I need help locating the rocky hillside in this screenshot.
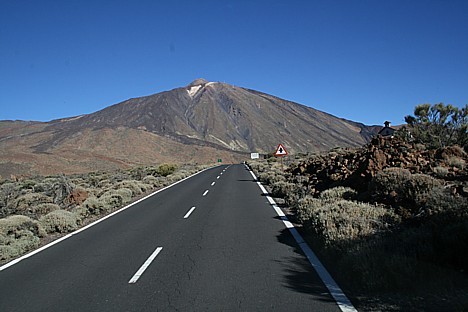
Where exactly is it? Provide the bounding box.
[291,136,468,199]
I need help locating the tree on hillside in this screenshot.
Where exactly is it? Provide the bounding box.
[404,103,467,150]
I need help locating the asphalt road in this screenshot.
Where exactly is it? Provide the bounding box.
[0,164,348,311]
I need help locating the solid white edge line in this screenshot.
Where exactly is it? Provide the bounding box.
[183,206,196,219]
[202,190,209,196]
[128,247,163,284]
[0,166,218,272]
[246,165,357,312]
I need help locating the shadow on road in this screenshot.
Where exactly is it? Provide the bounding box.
[275,227,337,305]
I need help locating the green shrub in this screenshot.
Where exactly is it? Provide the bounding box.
[258,171,285,185]
[20,179,37,190]
[156,164,178,177]
[0,215,43,261]
[71,206,89,221]
[0,231,40,261]
[82,197,104,215]
[142,175,162,187]
[319,187,357,201]
[294,195,323,225]
[115,180,150,197]
[421,187,468,218]
[113,188,133,204]
[433,166,449,178]
[369,168,442,212]
[296,197,400,247]
[0,215,44,237]
[14,193,53,213]
[270,181,296,198]
[445,156,466,170]
[39,210,78,234]
[32,203,60,217]
[99,194,123,212]
[168,172,188,183]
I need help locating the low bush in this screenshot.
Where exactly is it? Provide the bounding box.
[115,180,150,197]
[319,186,357,201]
[0,215,44,237]
[445,156,466,170]
[113,188,133,204]
[421,187,468,218]
[270,181,296,198]
[142,175,162,187]
[258,172,285,185]
[39,210,78,234]
[433,166,449,178]
[31,203,60,217]
[156,164,178,177]
[81,197,104,215]
[99,194,123,212]
[14,193,53,214]
[295,196,400,248]
[369,168,442,213]
[0,215,43,261]
[71,206,89,222]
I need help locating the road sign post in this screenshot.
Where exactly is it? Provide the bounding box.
[274,144,288,171]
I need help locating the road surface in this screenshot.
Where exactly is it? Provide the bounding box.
[0,164,353,311]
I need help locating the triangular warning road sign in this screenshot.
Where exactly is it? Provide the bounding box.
[274,144,288,156]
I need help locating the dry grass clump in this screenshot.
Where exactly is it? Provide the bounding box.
[39,210,78,234]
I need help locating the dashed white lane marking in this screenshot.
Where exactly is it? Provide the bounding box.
[246,166,357,312]
[183,206,196,219]
[202,190,209,196]
[211,182,216,186]
[216,176,220,179]
[128,247,163,284]
[0,167,214,272]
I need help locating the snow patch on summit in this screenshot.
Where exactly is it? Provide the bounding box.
[187,85,202,97]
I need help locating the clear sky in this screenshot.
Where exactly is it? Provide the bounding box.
[1,0,467,125]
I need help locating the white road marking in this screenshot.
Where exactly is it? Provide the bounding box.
[128,247,163,284]
[183,206,196,219]
[211,182,215,186]
[246,165,357,312]
[0,167,213,272]
[216,176,220,179]
[203,190,209,196]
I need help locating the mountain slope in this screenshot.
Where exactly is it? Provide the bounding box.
[40,79,373,152]
[0,79,378,176]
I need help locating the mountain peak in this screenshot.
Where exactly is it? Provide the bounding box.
[188,78,209,87]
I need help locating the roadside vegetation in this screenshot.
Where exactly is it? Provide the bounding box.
[0,163,207,264]
[249,103,467,311]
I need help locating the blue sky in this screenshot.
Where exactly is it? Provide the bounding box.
[1,0,467,125]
